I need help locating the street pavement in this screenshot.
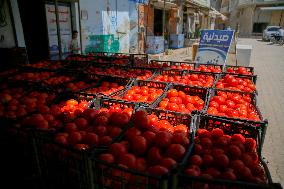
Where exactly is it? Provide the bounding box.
[237,38,284,185]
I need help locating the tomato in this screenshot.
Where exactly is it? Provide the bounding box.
[94,125,107,136]
[75,117,88,130]
[142,131,156,146]
[148,114,159,127]
[167,103,179,111]
[84,133,99,146]
[155,131,173,148]
[109,127,122,138]
[166,144,186,161]
[189,155,202,166]
[125,127,142,141]
[207,107,218,115]
[95,115,109,126]
[66,99,79,106]
[147,166,169,176]
[147,147,163,165]
[167,89,178,98]
[214,154,229,168]
[110,143,128,158]
[135,158,147,171]
[109,112,130,127]
[55,134,68,145]
[131,136,147,155]
[118,153,136,169]
[82,109,99,121]
[213,96,226,105]
[133,110,150,130]
[99,153,115,164]
[174,124,188,134]
[64,123,78,133]
[68,131,82,145]
[160,158,177,170]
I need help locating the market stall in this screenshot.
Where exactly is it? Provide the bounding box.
[0,53,282,189]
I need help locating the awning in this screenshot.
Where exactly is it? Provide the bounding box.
[259,6,284,11]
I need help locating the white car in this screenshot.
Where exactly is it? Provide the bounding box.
[262,26,281,41]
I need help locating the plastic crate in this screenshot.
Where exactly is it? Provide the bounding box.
[176,114,275,189]
[78,76,134,98]
[152,84,210,113]
[33,97,138,189]
[61,60,90,73]
[131,53,148,67]
[205,88,267,149]
[90,107,196,189]
[40,72,78,92]
[225,65,254,75]
[110,80,171,107]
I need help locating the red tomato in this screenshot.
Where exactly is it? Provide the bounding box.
[147,147,163,165]
[118,153,136,169]
[110,143,128,158]
[130,136,147,155]
[166,144,186,161]
[154,131,173,148]
[133,110,150,130]
[160,158,177,170]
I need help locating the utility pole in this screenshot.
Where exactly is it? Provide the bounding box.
[163,0,166,53]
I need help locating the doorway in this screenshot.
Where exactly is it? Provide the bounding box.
[17,0,49,63]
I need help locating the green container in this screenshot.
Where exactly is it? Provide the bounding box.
[85,34,120,53]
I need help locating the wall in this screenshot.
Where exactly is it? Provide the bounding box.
[270,10,284,27]
[80,0,132,53]
[0,0,16,48]
[144,4,154,36]
[238,6,255,36]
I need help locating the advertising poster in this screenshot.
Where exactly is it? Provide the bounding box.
[195,29,234,66]
[45,4,72,58]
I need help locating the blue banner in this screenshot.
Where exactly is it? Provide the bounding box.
[196,29,234,66]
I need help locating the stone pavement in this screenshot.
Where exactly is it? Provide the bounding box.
[155,39,284,185]
[237,38,284,185]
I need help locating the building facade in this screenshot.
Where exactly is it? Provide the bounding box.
[220,0,284,37]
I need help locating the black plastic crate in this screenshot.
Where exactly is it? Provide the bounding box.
[33,131,93,189]
[152,84,210,114]
[176,114,276,189]
[131,53,148,67]
[205,88,267,149]
[78,76,134,98]
[225,65,254,75]
[110,80,171,107]
[40,72,78,92]
[90,107,196,189]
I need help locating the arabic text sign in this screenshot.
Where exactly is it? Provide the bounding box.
[196,29,234,66]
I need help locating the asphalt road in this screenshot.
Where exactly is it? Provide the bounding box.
[237,38,284,185]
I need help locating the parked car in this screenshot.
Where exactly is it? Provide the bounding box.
[262,26,281,41]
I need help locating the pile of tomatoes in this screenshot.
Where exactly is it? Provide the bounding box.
[53,104,133,150]
[153,72,215,88]
[84,81,124,97]
[43,75,75,86]
[226,66,253,75]
[120,86,164,103]
[185,128,266,184]
[207,91,260,121]
[158,89,205,113]
[10,72,54,82]
[96,110,190,187]
[65,81,98,92]
[195,65,222,73]
[216,74,256,93]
